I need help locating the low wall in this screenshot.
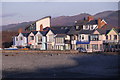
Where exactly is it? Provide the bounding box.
[1,50,119,55]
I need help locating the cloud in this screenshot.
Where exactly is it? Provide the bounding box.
[1,13,18,18]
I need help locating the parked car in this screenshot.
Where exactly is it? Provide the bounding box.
[0,48,3,50]
[76,47,87,53]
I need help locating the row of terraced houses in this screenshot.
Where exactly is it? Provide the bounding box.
[13,16,120,52]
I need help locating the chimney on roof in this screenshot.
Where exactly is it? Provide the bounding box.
[18,28,22,33]
[98,18,101,29]
[101,20,107,27]
[40,24,43,31]
[98,18,107,29]
[87,16,94,22]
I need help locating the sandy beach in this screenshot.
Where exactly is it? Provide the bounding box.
[2,52,120,79]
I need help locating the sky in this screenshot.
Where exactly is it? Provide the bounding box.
[1,2,118,25]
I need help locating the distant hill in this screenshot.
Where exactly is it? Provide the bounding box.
[103,10,119,27]
[51,13,91,26]
[2,10,119,31]
[2,21,33,31]
[94,11,114,19]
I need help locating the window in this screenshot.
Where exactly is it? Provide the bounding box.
[79,35,81,41]
[92,44,98,50]
[82,35,84,40]
[106,35,108,40]
[20,37,23,40]
[71,36,75,40]
[110,35,111,40]
[85,26,88,29]
[30,36,34,40]
[100,44,103,50]
[91,26,93,30]
[38,36,42,42]
[76,26,79,29]
[87,44,90,49]
[38,43,42,45]
[91,35,99,41]
[49,34,54,42]
[114,35,117,40]
[16,37,18,41]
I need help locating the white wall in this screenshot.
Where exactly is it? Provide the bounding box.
[46,30,55,42]
[28,32,35,45]
[35,32,42,44]
[36,17,51,31]
[14,33,27,47]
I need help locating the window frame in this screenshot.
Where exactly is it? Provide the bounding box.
[30,36,34,40]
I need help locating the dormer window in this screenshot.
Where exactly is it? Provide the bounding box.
[65,27,68,29]
[91,25,94,30]
[76,26,79,30]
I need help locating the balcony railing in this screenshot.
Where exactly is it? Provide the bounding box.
[103,40,118,43]
[64,40,71,44]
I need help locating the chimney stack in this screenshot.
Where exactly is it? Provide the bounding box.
[18,28,22,33]
[40,24,43,31]
[87,16,94,22]
[98,18,101,29]
[98,18,107,29]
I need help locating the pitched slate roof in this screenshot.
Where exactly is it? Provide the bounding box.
[51,26,72,30]
[21,33,29,37]
[32,31,38,35]
[114,28,120,33]
[50,26,72,34]
[67,26,81,35]
[30,30,49,36]
[86,20,98,25]
[79,29,94,34]
[75,20,88,26]
[40,30,49,36]
[55,34,66,37]
[75,19,98,25]
[96,29,107,34]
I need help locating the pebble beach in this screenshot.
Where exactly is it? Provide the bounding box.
[2,52,120,79]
